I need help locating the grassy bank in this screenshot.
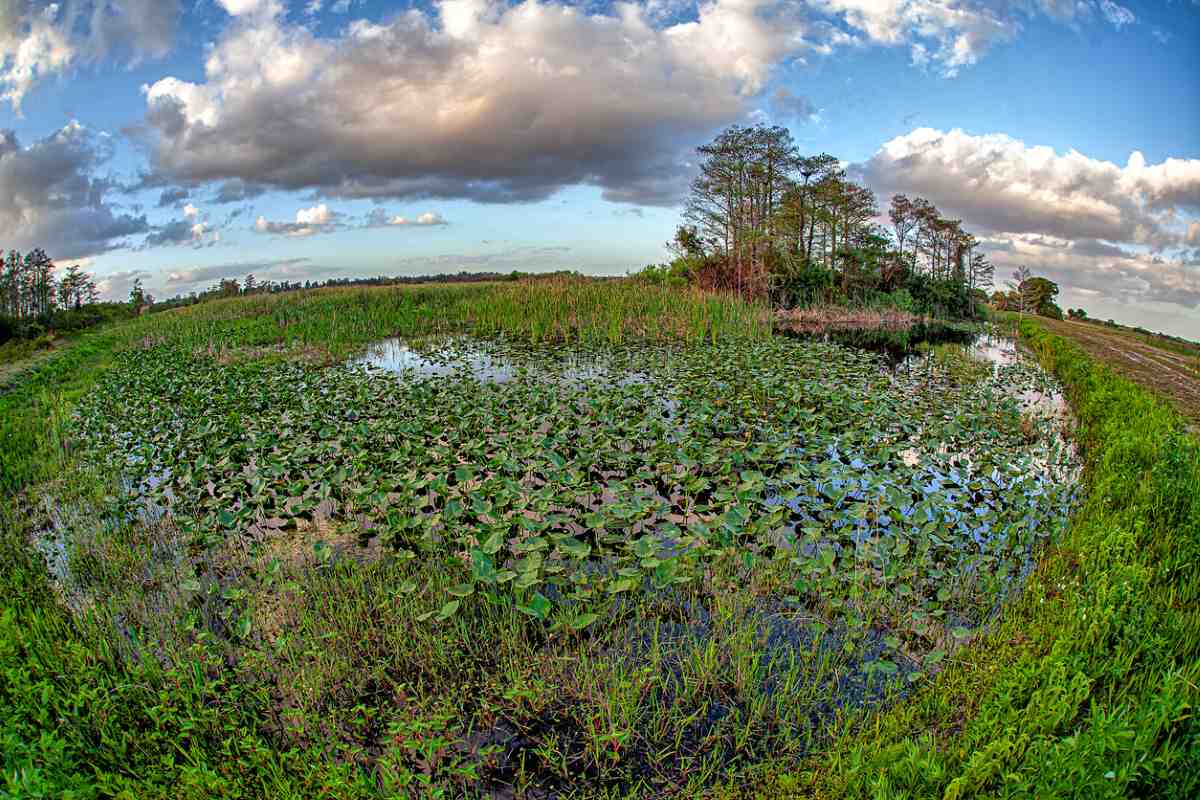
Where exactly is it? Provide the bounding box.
[783,317,1199,798]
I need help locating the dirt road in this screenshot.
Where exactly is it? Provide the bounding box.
[1037,317,1200,426]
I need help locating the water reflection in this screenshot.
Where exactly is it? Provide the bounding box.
[353,336,654,388]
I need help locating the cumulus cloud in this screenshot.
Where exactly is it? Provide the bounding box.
[0,1,180,110]
[366,209,448,228]
[0,121,148,259]
[254,203,341,237]
[214,0,279,17]
[136,1,837,207]
[143,202,218,248]
[129,1,1131,207]
[855,127,1200,307]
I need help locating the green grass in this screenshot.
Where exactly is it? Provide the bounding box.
[767,317,1200,798]
[2,288,1193,798]
[131,277,769,360]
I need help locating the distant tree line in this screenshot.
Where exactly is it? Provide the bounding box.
[0,249,127,346]
[150,270,573,311]
[0,249,99,319]
[641,123,996,318]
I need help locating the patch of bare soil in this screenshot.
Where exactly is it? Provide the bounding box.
[1039,318,1200,427]
[776,306,924,334]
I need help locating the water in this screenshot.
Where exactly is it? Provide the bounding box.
[354,337,653,388]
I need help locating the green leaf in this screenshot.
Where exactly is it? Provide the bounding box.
[558,537,591,559]
[448,583,475,598]
[436,600,461,621]
[514,571,540,590]
[481,530,505,555]
[570,613,599,631]
[608,577,636,594]
[517,592,551,620]
[470,549,498,583]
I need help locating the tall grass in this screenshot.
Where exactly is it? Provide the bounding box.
[465,278,770,344]
[773,317,1200,798]
[135,278,769,359]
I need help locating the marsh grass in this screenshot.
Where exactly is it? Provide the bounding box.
[0,285,1139,799]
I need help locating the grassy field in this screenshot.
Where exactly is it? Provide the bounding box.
[1,281,1194,798]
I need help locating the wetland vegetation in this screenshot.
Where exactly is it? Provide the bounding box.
[8,277,1192,798]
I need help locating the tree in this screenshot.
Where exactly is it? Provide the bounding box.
[130,278,147,310]
[670,122,991,318]
[57,263,96,310]
[683,123,800,298]
[1021,276,1061,318]
[1006,266,1035,316]
[968,251,994,315]
[888,194,918,265]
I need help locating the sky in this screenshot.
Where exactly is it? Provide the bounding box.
[0,1,1198,337]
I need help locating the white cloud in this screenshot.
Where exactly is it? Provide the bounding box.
[1,1,180,111]
[215,0,279,17]
[136,1,839,206]
[368,209,449,227]
[130,1,1156,211]
[1098,0,1135,29]
[295,203,333,226]
[0,121,148,259]
[254,203,341,236]
[855,127,1200,308]
[806,0,1024,76]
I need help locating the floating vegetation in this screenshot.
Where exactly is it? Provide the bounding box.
[12,316,1080,795]
[68,333,1078,678]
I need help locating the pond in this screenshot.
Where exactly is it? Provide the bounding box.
[38,326,1081,786]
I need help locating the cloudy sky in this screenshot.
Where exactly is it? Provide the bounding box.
[1,1,1197,336]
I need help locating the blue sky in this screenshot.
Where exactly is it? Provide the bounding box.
[1,1,1198,336]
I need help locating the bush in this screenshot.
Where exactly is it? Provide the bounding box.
[771,258,836,309]
[630,260,693,288]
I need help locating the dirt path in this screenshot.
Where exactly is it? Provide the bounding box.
[1037,318,1200,426]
